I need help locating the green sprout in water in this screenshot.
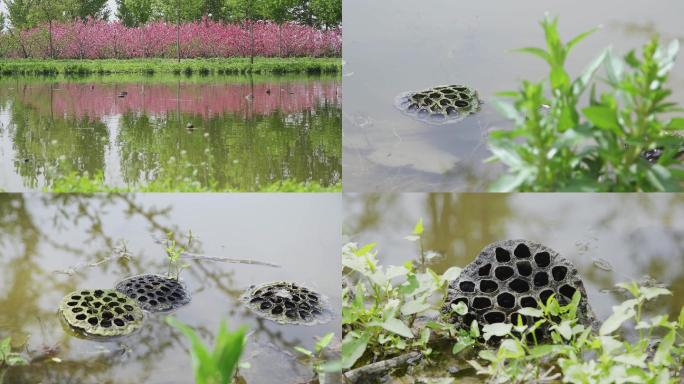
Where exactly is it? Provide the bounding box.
[166,317,247,384]
[0,337,27,384]
[294,332,342,384]
[164,230,192,281]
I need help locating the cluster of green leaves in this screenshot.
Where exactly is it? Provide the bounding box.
[0,337,27,384]
[117,0,340,27]
[343,221,684,384]
[489,15,684,192]
[166,317,247,384]
[163,230,192,280]
[341,219,462,370]
[2,0,109,29]
[469,283,684,384]
[294,332,341,384]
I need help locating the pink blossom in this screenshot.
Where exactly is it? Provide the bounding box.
[2,18,341,59]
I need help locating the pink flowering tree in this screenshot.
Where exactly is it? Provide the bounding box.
[0,18,341,59]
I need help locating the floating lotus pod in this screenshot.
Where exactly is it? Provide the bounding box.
[59,289,144,337]
[115,274,191,312]
[443,240,597,338]
[241,281,332,325]
[394,84,481,124]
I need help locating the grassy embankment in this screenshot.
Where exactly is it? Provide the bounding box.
[0,57,341,76]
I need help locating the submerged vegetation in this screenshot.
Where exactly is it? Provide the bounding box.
[488,16,683,192]
[342,219,684,383]
[47,170,341,192]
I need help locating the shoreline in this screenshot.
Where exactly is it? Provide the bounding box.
[0,57,342,76]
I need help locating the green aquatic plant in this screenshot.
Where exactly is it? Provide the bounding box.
[342,220,684,383]
[341,223,462,369]
[488,15,684,192]
[468,283,684,384]
[164,231,191,281]
[294,332,342,384]
[166,317,247,384]
[0,337,27,384]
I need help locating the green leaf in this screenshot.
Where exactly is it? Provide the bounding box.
[315,333,335,353]
[646,165,680,192]
[488,170,533,192]
[398,274,419,295]
[499,339,525,359]
[370,318,414,339]
[599,304,636,335]
[583,106,621,134]
[450,301,468,316]
[167,317,219,384]
[0,337,10,356]
[567,27,599,52]
[469,319,480,338]
[640,287,672,300]
[492,100,523,125]
[679,306,684,327]
[441,267,462,283]
[528,344,564,358]
[294,346,313,357]
[354,243,376,257]
[212,322,246,384]
[482,323,512,341]
[341,332,369,369]
[653,330,675,366]
[666,117,684,130]
[573,49,607,96]
[552,320,573,340]
[517,307,543,318]
[613,353,647,368]
[512,47,551,63]
[412,218,424,235]
[452,338,474,355]
[402,300,431,316]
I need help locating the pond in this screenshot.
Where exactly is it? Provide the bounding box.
[0,193,341,384]
[342,0,684,192]
[0,74,341,191]
[344,193,684,382]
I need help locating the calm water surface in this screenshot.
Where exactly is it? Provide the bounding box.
[0,194,341,384]
[0,75,341,191]
[344,193,684,381]
[343,0,684,192]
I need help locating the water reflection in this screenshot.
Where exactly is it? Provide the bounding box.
[0,75,341,191]
[344,193,684,320]
[0,194,341,384]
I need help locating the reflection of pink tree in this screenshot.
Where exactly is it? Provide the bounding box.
[7,19,342,59]
[15,80,341,120]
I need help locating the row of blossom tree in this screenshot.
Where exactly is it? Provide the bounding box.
[0,18,341,58]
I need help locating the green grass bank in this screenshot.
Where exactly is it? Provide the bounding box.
[0,57,342,76]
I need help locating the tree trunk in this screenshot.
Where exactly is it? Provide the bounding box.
[49,19,54,59]
[248,1,254,64]
[176,0,181,63]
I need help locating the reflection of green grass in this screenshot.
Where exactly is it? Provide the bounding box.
[0,57,341,76]
[47,171,341,192]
